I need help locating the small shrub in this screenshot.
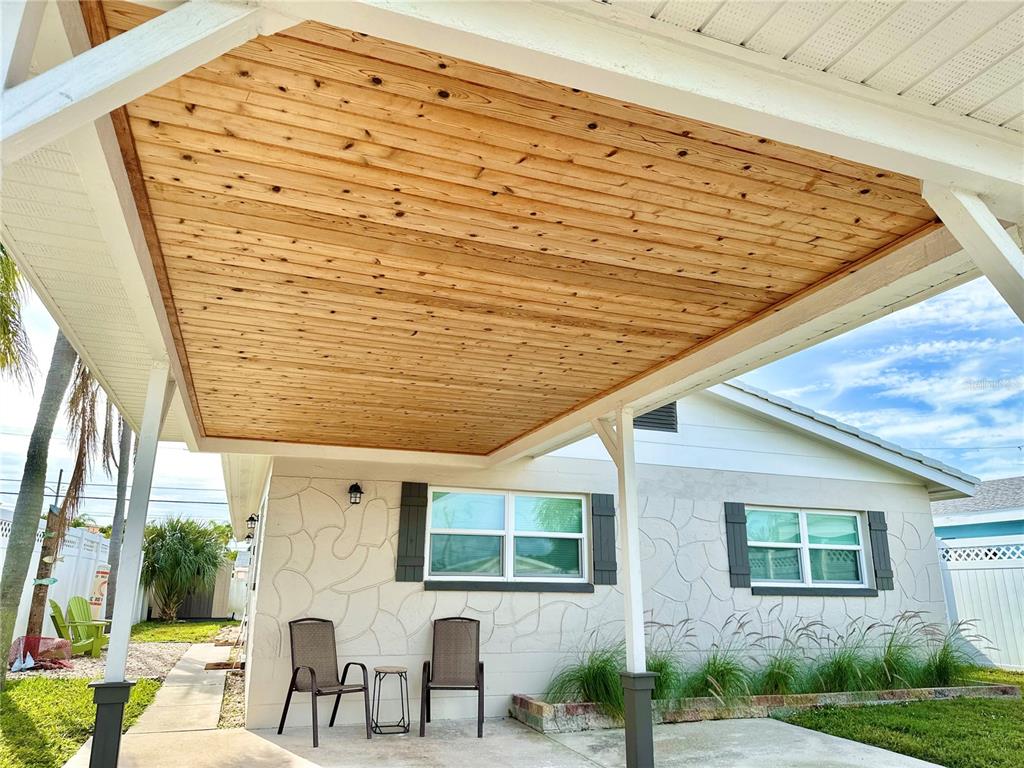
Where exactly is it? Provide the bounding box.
[647,650,684,700]
[867,612,927,690]
[547,637,625,718]
[752,617,820,696]
[645,617,694,700]
[683,614,758,702]
[919,620,985,688]
[808,621,872,693]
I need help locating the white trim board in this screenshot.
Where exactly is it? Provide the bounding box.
[708,382,978,500]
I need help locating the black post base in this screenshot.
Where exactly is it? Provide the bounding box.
[89,680,135,768]
[621,671,658,768]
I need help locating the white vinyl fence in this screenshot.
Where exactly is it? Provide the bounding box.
[939,536,1024,670]
[0,509,110,639]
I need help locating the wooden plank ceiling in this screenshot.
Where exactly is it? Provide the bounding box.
[91,1,939,455]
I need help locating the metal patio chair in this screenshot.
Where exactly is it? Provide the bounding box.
[419,616,484,737]
[277,617,371,747]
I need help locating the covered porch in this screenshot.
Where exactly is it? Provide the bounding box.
[1,1,1022,767]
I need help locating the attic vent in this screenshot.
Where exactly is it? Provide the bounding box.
[633,403,677,433]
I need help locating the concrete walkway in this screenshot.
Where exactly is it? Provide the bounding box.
[64,643,231,767]
[68,716,942,768]
[130,643,231,733]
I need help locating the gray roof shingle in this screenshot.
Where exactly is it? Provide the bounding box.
[931,476,1024,515]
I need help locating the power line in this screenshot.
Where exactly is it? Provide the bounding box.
[0,478,226,493]
[0,490,228,505]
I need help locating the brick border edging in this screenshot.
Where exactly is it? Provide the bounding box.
[509,683,1021,734]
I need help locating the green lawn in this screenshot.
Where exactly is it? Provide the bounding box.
[0,677,160,768]
[130,619,238,643]
[782,668,1024,768]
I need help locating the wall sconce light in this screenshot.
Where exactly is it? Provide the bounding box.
[246,514,259,532]
[244,532,254,542]
[348,483,364,505]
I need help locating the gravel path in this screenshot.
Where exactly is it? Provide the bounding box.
[8,641,189,681]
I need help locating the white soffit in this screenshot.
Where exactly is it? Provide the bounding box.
[0,141,190,443]
[611,0,1024,134]
[0,3,190,442]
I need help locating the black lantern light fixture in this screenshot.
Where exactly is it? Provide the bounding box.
[244,532,254,542]
[348,483,364,505]
[246,513,259,532]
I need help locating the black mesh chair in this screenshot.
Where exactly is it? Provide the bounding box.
[419,616,484,737]
[278,617,371,747]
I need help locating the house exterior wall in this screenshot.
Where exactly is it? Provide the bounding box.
[245,444,945,728]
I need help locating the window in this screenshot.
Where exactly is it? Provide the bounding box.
[746,507,867,588]
[427,489,588,582]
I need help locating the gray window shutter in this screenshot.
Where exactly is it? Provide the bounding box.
[591,494,617,585]
[396,482,428,582]
[724,502,751,588]
[633,403,677,433]
[867,511,895,591]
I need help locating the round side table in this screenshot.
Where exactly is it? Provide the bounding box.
[371,666,410,735]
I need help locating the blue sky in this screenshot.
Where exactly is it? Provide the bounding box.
[743,277,1023,480]
[0,289,229,527]
[1,276,1020,526]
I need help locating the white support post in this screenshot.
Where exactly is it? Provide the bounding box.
[1,0,290,165]
[923,184,1024,322]
[2,0,46,89]
[104,363,175,682]
[614,406,646,675]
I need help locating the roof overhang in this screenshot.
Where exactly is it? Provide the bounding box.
[2,0,1018,469]
[709,382,980,500]
[934,508,1024,528]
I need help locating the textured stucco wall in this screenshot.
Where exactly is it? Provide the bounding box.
[245,457,945,729]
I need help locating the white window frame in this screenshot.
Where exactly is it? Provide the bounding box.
[425,487,589,584]
[746,507,869,590]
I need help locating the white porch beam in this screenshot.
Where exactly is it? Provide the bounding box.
[1,0,291,164]
[591,418,621,468]
[922,185,1024,322]
[2,0,46,89]
[490,226,976,464]
[277,0,1023,221]
[104,363,175,682]
[199,435,492,468]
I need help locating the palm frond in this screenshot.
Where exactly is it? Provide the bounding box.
[57,360,100,544]
[0,241,35,385]
[101,400,115,477]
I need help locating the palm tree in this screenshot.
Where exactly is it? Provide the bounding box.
[141,519,225,622]
[25,360,102,636]
[0,330,76,689]
[105,416,133,621]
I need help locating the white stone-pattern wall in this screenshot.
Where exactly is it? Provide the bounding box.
[245,458,945,728]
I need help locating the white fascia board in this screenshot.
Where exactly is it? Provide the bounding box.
[275,0,1024,220]
[222,453,273,539]
[0,0,289,164]
[489,226,977,464]
[934,509,1024,528]
[708,385,978,500]
[200,436,491,469]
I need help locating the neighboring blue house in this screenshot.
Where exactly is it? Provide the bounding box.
[932,476,1024,542]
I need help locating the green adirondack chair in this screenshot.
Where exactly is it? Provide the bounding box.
[65,596,108,657]
[49,599,100,656]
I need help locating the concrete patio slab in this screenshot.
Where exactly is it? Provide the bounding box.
[551,718,941,768]
[65,716,943,768]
